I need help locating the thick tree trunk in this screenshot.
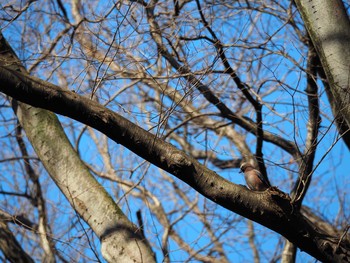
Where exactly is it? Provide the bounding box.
[295,0,350,127]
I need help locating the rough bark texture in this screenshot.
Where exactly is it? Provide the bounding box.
[295,0,350,127]
[0,64,349,262]
[0,33,155,263]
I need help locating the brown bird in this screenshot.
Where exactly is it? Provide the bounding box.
[239,162,271,191]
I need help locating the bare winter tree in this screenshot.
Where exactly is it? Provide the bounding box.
[0,0,349,262]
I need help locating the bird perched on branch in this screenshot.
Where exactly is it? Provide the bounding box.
[239,162,271,191]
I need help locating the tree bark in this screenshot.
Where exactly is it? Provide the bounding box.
[294,0,350,128]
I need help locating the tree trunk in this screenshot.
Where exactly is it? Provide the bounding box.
[295,0,350,127]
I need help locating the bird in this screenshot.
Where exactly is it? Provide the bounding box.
[239,162,271,191]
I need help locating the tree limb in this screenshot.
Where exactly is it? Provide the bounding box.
[0,64,347,262]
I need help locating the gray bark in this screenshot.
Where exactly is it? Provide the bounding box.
[13,103,155,263]
[295,0,350,127]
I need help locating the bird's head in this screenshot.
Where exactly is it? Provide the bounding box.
[239,162,254,173]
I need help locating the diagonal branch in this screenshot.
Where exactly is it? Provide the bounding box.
[0,32,156,263]
[0,64,347,262]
